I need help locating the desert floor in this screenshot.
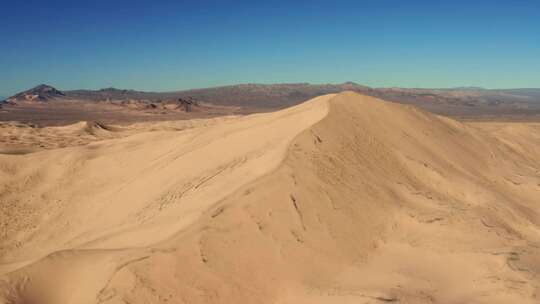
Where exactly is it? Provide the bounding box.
[1,92,539,304]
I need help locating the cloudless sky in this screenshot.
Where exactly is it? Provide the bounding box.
[1,0,539,96]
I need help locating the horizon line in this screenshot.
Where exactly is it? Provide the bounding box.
[4,81,540,97]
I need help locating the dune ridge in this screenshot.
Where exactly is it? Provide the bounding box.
[1,92,540,303]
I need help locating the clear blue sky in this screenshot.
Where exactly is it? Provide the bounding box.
[1,0,539,97]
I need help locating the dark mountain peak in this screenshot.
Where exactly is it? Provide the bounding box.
[339,81,371,90]
[34,84,53,89]
[28,84,65,95]
[100,87,129,93]
[8,84,65,102]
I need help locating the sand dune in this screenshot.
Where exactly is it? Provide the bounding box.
[1,92,539,303]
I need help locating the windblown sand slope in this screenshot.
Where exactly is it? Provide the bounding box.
[1,92,539,304]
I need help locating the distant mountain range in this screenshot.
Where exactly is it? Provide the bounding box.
[4,82,373,108]
[6,82,540,104]
[3,83,540,123]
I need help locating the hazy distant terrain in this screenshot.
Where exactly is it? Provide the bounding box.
[2,83,540,126]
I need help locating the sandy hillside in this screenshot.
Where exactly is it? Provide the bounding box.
[1,92,539,304]
[0,116,242,153]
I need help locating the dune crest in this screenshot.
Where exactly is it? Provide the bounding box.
[1,92,540,304]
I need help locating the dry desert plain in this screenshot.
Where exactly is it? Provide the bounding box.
[0,92,539,303]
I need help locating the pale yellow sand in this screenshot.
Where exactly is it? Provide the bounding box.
[1,92,539,304]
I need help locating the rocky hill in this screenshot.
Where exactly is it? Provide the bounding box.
[6,84,65,102]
